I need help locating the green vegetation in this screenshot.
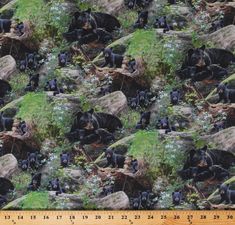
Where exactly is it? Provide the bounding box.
[14,0,70,43]
[9,72,28,98]
[16,92,73,140]
[20,192,49,209]
[118,10,137,30]
[126,30,183,83]
[129,130,184,182]
[12,172,32,194]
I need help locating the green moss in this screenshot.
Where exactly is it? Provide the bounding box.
[129,130,158,157]
[16,92,73,140]
[118,10,137,30]
[9,72,28,98]
[12,172,31,194]
[20,192,49,210]
[14,0,70,43]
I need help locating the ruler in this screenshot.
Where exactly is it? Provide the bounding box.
[0,210,235,225]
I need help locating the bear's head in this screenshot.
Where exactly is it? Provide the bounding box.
[187,45,208,67]
[79,109,96,130]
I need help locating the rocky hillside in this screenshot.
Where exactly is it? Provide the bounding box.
[0,0,235,210]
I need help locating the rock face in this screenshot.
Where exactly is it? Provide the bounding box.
[96,91,128,115]
[92,191,130,209]
[48,192,84,209]
[0,55,17,81]
[92,0,124,16]
[205,25,235,51]
[202,127,235,153]
[0,154,18,178]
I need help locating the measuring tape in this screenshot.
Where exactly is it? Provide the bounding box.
[0,210,235,225]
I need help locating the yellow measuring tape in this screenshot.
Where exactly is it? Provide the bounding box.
[0,210,235,225]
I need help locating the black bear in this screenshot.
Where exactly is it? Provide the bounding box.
[209,18,224,33]
[137,90,149,107]
[154,16,172,33]
[19,60,27,72]
[168,0,176,4]
[100,185,114,197]
[136,111,151,129]
[0,112,13,131]
[0,19,11,33]
[25,73,40,92]
[63,28,113,45]
[104,149,125,168]
[58,52,68,67]
[209,165,229,181]
[131,197,141,209]
[26,53,38,70]
[218,184,235,204]
[27,173,42,191]
[44,79,64,96]
[212,120,226,133]
[131,159,139,173]
[181,45,235,69]
[0,178,14,206]
[125,0,152,9]
[47,178,64,195]
[73,109,123,133]
[18,120,27,135]
[27,152,40,170]
[0,99,4,108]
[139,191,155,209]
[170,89,180,105]
[216,83,235,103]
[207,64,228,79]
[190,64,228,82]
[20,159,29,171]
[0,80,12,98]
[133,11,148,29]
[176,66,197,80]
[183,146,235,170]
[102,48,124,68]
[99,85,112,96]
[60,152,70,167]
[156,117,176,134]
[172,191,182,205]
[68,9,120,33]
[129,97,139,109]
[15,21,24,36]
[127,58,137,73]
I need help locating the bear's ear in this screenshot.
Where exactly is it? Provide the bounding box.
[200,45,206,51]
[73,11,80,19]
[170,91,173,94]
[88,108,94,114]
[56,178,59,182]
[163,16,166,19]
[54,79,57,82]
[172,192,175,196]
[158,119,161,122]
[166,116,169,120]
[86,8,92,14]
[187,49,194,56]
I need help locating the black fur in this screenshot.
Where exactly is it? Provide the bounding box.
[216,83,235,103]
[102,48,123,68]
[69,9,120,33]
[133,11,148,29]
[136,111,151,129]
[27,173,42,191]
[0,112,13,131]
[104,149,125,168]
